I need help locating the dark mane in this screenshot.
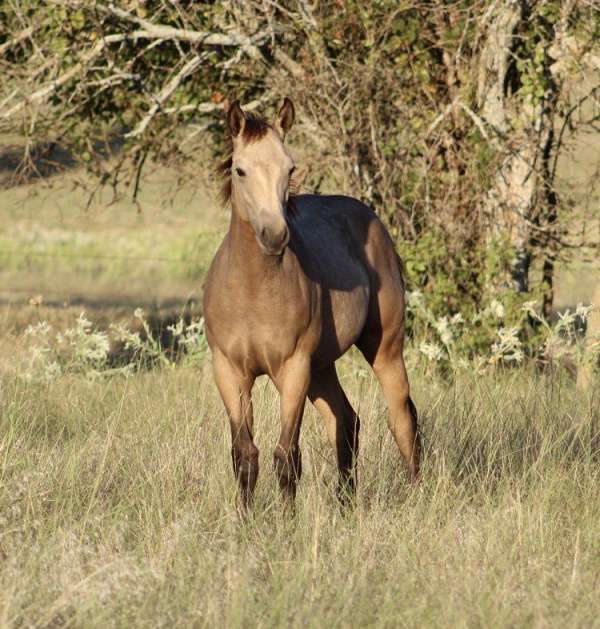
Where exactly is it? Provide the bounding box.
[217,113,271,206]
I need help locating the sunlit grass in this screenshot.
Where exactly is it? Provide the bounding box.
[0,166,226,304]
[0,156,598,627]
[1,359,598,627]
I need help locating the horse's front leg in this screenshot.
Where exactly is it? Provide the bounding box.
[273,353,311,502]
[212,350,258,509]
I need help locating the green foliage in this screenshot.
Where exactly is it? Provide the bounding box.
[396,207,600,370]
[1,0,599,327]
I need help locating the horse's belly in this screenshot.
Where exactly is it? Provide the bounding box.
[314,284,369,366]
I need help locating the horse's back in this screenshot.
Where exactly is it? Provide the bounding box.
[292,193,376,237]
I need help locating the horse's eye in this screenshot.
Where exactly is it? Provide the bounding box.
[235,167,246,177]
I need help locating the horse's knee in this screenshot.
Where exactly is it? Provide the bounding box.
[232,442,259,488]
[273,444,302,492]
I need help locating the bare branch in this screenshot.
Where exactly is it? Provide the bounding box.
[457,101,490,140]
[273,49,305,78]
[98,4,268,51]
[126,54,207,138]
[1,33,129,120]
[1,14,268,122]
[162,97,267,116]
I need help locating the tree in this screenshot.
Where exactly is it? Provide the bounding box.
[1,1,599,331]
[477,1,600,314]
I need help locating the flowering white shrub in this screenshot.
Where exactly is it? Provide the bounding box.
[22,310,208,382]
[20,298,598,381]
[24,320,70,382]
[58,313,111,371]
[488,299,505,321]
[406,293,598,374]
[489,327,524,365]
[419,341,444,363]
[167,317,208,366]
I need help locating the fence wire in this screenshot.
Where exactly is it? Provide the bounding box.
[0,248,178,263]
[0,248,198,307]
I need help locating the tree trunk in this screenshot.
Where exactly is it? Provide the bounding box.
[577,283,600,390]
[477,1,557,297]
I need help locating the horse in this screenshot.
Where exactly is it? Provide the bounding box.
[203,98,420,507]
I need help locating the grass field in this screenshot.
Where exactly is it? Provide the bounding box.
[0,165,225,308]
[1,144,599,627]
[1,359,599,627]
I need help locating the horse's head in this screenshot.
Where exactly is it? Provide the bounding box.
[226,98,295,256]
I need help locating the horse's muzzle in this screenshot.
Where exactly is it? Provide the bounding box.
[257,224,289,256]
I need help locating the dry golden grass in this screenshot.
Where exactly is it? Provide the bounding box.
[1,348,599,627]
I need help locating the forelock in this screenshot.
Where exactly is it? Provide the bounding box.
[241,113,271,143]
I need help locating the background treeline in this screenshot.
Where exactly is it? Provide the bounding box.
[1,0,599,355]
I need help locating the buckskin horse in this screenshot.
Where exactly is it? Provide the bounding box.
[203,98,420,507]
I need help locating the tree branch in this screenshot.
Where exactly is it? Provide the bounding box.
[126,54,207,138]
[98,4,268,51]
[1,33,128,120]
[1,12,270,123]
[162,97,266,116]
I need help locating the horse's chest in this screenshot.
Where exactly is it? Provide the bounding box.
[205,284,314,374]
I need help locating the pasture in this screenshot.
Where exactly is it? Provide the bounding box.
[1,358,599,627]
[2,2,600,624]
[1,166,599,628]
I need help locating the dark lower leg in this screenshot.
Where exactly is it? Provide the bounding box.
[391,396,420,482]
[231,436,259,508]
[336,402,360,499]
[308,366,360,500]
[273,443,302,499]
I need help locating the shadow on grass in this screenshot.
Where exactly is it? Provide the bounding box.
[0,135,124,188]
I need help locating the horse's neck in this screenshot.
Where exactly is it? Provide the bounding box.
[227,206,283,279]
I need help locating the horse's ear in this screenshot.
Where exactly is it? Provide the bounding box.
[227,100,245,138]
[274,97,295,139]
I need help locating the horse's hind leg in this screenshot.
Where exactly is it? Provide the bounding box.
[375,355,420,481]
[212,350,258,509]
[357,337,420,482]
[308,365,360,499]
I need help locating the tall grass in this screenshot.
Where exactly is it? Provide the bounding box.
[1,359,598,628]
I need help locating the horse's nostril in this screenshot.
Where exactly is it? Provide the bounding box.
[257,222,288,254]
